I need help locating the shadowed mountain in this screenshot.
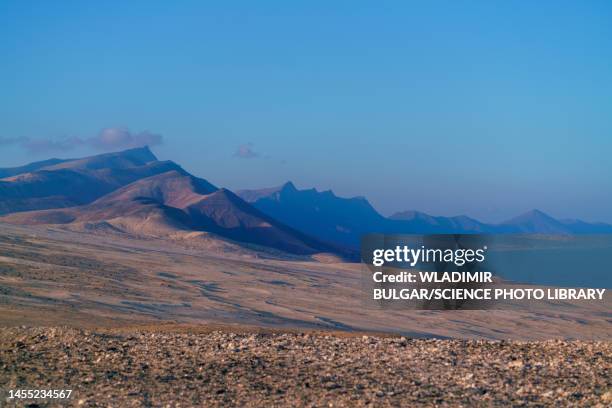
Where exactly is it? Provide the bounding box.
[239,183,612,248]
[2,171,342,256]
[238,182,388,248]
[0,147,181,215]
[388,211,489,233]
[390,209,612,235]
[498,209,612,234]
[559,219,612,234]
[238,183,495,248]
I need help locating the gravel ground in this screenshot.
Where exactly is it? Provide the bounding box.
[0,327,611,407]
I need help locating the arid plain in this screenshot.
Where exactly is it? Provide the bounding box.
[1,222,610,340]
[2,222,612,407]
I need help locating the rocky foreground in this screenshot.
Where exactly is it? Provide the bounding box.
[0,327,611,407]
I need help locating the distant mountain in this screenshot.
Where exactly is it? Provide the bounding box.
[239,181,612,248]
[0,147,180,215]
[238,183,495,247]
[41,146,157,171]
[559,218,612,234]
[237,182,388,248]
[1,149,610,255]
[0,158,70,178]
[390,208,612,235]
[498,209,612,234]
[389,211,489,233]
[499,209,571,234]
[1,166,341,255]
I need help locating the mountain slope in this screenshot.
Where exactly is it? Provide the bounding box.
[499,209,571,234]
[0,147,182,215]
[2,171,341,255]
[239,181,612,248]
[238,182,388,248]
[388,211,489,233]
[0,158,70,178]
[1,149,610,255]
[559,219,612,234]
[238,183,494,248]
[40,146,157,171]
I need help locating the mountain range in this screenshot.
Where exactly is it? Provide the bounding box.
[0,147,339,255]
[1,147,611,255]
[238,185,612,248]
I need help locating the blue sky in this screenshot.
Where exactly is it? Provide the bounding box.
[1,1,611,222]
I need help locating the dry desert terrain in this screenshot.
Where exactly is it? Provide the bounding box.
[1,223,611,407]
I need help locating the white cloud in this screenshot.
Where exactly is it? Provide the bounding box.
[234,143,260,159]
[0,127,163,154]
[90,127,163,150]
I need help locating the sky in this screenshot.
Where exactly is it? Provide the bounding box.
[1,1,611,223]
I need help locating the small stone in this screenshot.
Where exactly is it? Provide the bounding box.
[507,360,523,369]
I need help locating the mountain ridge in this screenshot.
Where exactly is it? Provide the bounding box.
[237,181,387,248]
[239,183,612,248]
[0,164,344,256]
[1,148,611,255]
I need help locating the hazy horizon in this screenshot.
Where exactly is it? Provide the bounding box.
[1,1,611,223]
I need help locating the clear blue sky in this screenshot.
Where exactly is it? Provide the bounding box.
[1,1,611,223]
